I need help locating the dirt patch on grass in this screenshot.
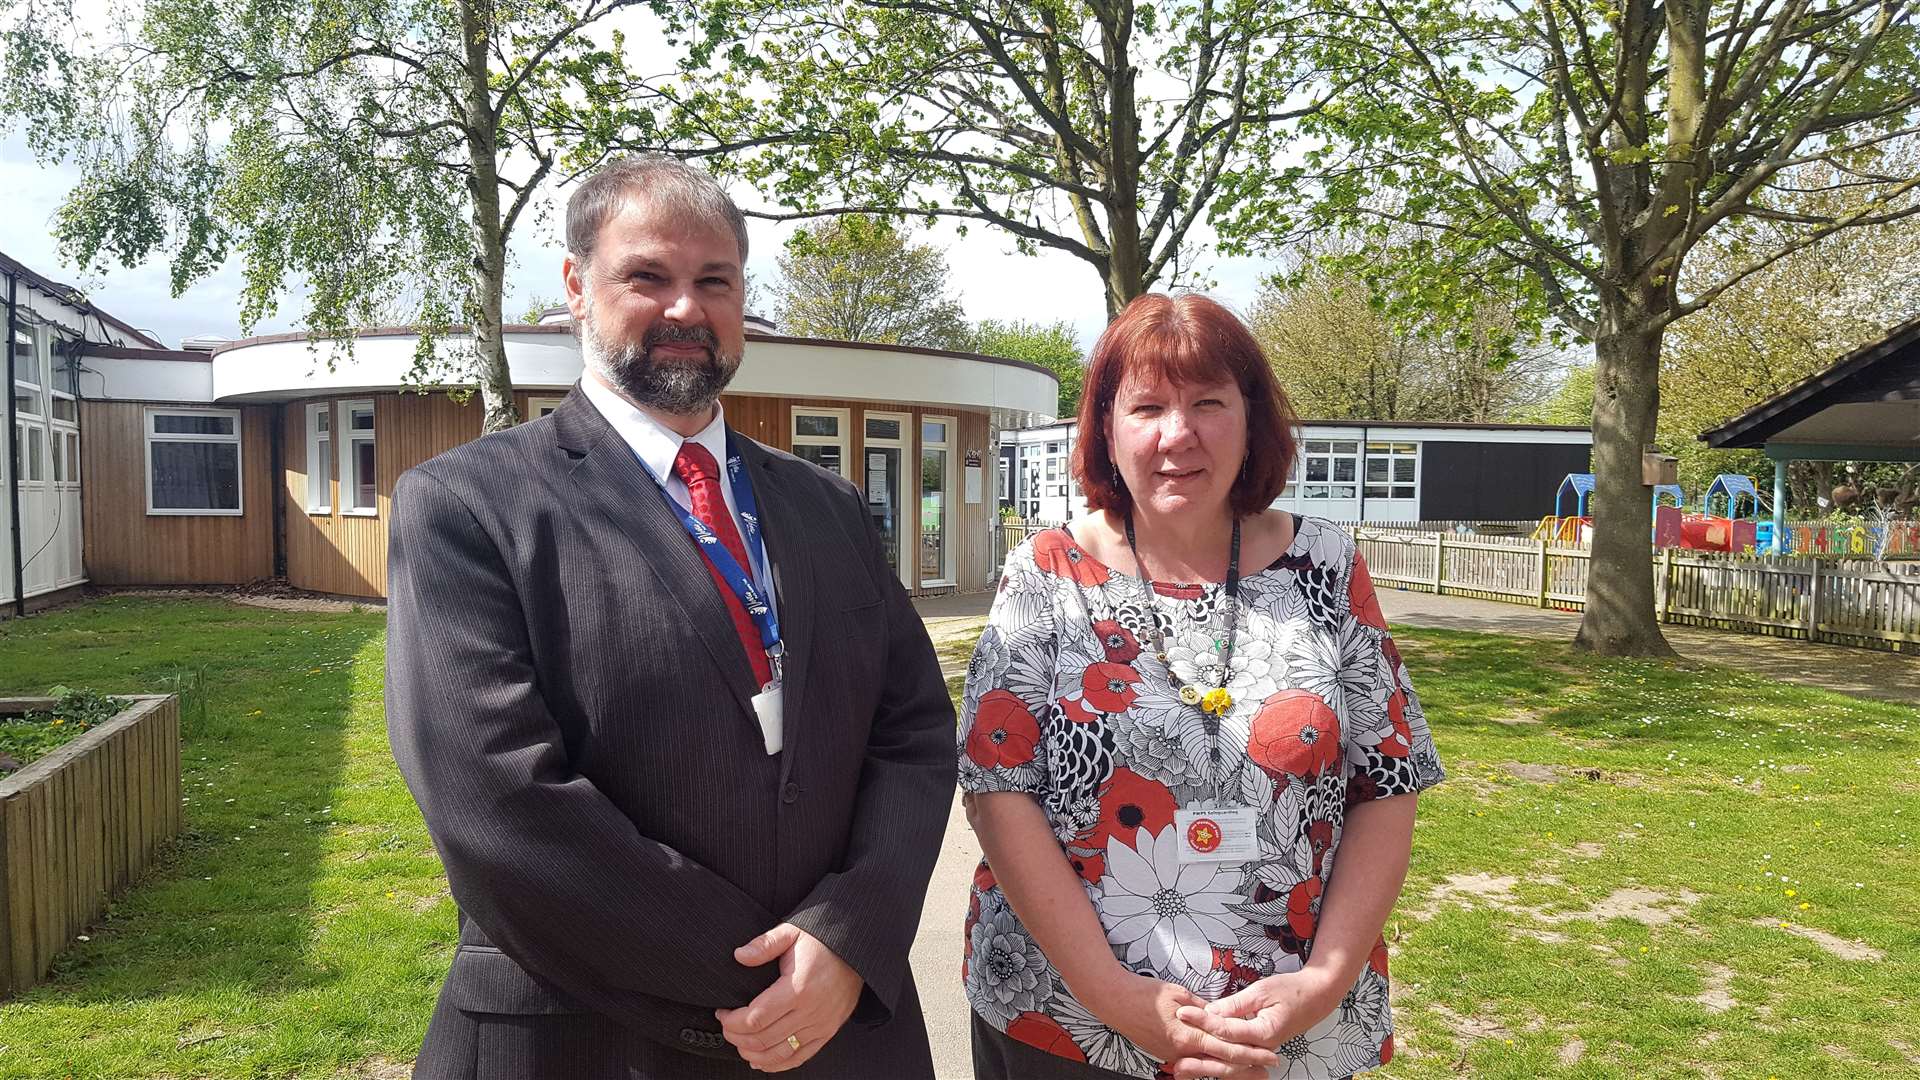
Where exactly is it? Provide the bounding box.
[1425,872,1523,908]
[1426,1003,1511,1042]
[1755,919,1886,961]
[1491,712,1544,726]
[1569,841,1605,858]
[1503,762,1560,783]
[1558,1038,1586,1065]
[1567,887,1700,927]
[1419,873,1699,934]
[1695,963,1737,1013]
[346,1059,413,1079]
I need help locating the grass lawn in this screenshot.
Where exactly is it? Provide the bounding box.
[0,597,1912,1078]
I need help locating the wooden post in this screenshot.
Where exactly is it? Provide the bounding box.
[1658,547,1673,623]
[1537,539,1550,608]
[1432,532,1445,593]
[1807,559,1821,637]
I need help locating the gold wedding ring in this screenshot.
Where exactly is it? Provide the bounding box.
[786,1034,802,1052]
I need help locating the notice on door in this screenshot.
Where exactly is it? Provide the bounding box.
[964,449,983,504]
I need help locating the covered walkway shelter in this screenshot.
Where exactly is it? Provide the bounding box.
[1700,316,1920,551]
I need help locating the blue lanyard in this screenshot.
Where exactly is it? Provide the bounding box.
[653,431,784,679]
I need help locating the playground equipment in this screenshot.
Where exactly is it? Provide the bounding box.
[1693,474,1761,552]
[1533,473,1595,542]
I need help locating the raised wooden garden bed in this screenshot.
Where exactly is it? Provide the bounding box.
[0,694,180,996]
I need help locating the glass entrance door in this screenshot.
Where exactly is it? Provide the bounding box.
[863,411,912,586]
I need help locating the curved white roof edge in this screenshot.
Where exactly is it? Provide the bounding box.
[206,328,1059,418]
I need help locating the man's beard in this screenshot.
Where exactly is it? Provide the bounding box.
[579,303,743,416]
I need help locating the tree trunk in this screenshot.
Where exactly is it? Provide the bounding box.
[1574,309,1677,656]
[461,0,518,434]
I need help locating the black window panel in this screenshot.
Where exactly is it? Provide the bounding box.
[152,442,240,509]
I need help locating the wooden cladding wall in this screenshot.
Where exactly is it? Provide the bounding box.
[281,391,997,598]
[79,401,275,585]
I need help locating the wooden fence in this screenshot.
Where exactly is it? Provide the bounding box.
[0,694,181,996]
[1354,529,1920,651]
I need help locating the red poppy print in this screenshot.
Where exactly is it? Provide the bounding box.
[1379,690,1413,758]
[1368,935,1390,979]
[1091,618,1142,664]
[1286,876,1322,940]
[1349,555,1388,630]
[1008,1012,1087,1062]
[965,690,1040,769]
[1248,689,1342,779]
[1056,691,1102,726]
[1380,1033,1395,1064]
[1032,530,1110,587]
[1306,818,1335,876]
[973,861,998,894]
[1080,662,1142,713]
[1091,768,1176,848]
[1073,768,1176,885]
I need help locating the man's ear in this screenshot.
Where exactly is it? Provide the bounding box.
[563,255,590,323]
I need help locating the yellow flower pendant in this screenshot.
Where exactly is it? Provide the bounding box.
[1200,688,1234,715]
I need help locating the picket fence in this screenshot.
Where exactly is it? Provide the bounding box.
[1353,529,1920,651]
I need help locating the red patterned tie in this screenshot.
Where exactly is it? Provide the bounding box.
[672,442,774,687]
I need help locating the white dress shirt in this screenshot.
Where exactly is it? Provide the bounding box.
[578,375,779,613]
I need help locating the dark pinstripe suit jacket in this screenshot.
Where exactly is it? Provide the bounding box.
[385,388,956,1079]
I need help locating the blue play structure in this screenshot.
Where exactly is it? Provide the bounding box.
[1653,484,1685,508]
[1703,474,1761,519]
[1554,473,1595,518]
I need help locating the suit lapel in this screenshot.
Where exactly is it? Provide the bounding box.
[737,439,817,778]
[553,389,760,716]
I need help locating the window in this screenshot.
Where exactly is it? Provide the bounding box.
[865,415,902,441]
[306,403,333,513]
[1295,439,1359,500]
[12,328,42,420]
[14,422,45,484]
[337,400,377,514]
[920,415,955,585]
[61,430,79,487]
[1364,441,1419,501]
[791,407,852,478]
[146,408,242,514]
[527,396,564,421]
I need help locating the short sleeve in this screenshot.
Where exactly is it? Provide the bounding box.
[956,538,1059,798]
[1342,551,1446,805]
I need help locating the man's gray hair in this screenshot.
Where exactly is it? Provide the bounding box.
[565,154,749,266]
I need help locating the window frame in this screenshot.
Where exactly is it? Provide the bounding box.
[1294,438,1361,501]
[790,406,853,480]
[526,395,565,421]
[1364,441,1421,502]
[306,402,333,514]
[144,406,243,516]
[337,398,379,516]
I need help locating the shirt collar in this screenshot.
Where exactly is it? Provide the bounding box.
[579,374,729,484]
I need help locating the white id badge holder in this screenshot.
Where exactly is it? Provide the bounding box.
[751,683,784,755]
[1173,806,1260,864]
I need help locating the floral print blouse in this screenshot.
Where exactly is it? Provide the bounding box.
[958,517,1445,1079]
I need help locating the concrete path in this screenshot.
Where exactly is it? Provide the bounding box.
[1373,585,1920,706]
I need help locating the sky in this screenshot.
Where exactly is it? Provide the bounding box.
[0,127,1278,353]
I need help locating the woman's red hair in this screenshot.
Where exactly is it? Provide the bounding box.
[1073,293,1298,519]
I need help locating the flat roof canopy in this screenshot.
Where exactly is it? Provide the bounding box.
[1699,317,1920,462]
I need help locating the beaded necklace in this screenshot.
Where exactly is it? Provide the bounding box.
[1124,515,1242,718]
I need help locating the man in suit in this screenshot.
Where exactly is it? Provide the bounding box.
[386,153,956,1079]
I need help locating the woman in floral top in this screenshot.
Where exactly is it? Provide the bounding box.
[959,294,1444,1080]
